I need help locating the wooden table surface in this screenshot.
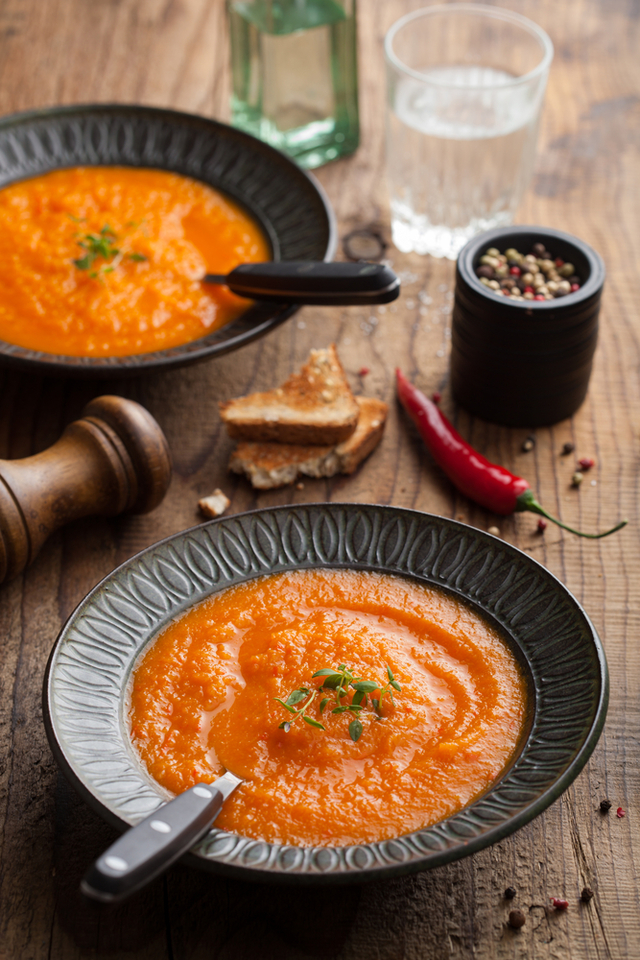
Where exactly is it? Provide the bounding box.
[1,0,639,957]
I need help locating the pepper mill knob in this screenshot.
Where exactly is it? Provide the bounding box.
[0,395,172,585]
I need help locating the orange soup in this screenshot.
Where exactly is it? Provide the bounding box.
[129,570,527,847]
[0,167,270,356]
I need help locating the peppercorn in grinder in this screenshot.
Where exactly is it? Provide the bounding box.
[0,396,172,584]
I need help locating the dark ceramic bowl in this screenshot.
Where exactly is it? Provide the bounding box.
[43,503,607,885]
[0,104,336,377]
[452,226,605,427]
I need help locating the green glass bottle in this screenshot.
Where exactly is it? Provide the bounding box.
[228,0,359,169]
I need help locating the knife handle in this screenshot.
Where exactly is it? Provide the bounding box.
[205,261,400,305]
[81,784,224,903]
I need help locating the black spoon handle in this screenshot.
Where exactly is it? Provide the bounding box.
[81,772,242,903]
[204,261,400,305]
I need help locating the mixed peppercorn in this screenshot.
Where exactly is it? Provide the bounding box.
[475,242,582,300]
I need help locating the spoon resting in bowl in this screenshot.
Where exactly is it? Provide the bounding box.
[204,261,400,305]
[81,770,243,903]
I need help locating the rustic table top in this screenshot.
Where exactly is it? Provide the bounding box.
[1,0,638,957]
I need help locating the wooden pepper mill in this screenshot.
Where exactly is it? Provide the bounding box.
[0,396,172,585]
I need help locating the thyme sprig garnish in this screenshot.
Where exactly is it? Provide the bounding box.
[72,223,147,278]
[274,687,325,733]
[275,663,401,743]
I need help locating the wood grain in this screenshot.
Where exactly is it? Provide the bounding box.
[0,0,639,957]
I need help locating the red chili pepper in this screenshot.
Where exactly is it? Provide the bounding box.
[396,370,627,539]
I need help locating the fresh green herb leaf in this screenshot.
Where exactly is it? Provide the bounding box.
[391,680,401,692]
[127,252,147,262]
[352,680,379,694]
[319,698,330,714]
[285,688,310,706]
[302,716,325,730]
[349,719,363,742]
[274,699,297,714]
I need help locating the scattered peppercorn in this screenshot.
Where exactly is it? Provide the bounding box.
[572,471,584,487]
[561,442,575,456]
[550,898,569,910]
[508,909,526,929]
[600,799,612,812]
[578,457,595,471]
[504,886,517,899]
[358,366,370,376]
[477,265,494,279]
[581,887,595,903]
[488,526,501,536]
[432,391,441,403]
[537,518,548,533]
[475,244,582,300]
[522,436,535,452]
[617,807,626,818]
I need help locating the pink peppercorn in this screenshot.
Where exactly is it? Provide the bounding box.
[432,391,441,404]
[509,266,521,276]
[537,518,548,532]
[571,283,580,292]
[617,807,626,818]
[534,294,546,301]
[524,285,534,294]
[555,258,565,268]
[551,898,569,910]
[578,457,595,471]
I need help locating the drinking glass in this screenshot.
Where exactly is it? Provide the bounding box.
[384,4,553,259]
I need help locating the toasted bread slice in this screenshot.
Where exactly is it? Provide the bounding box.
[219,344,359,445]
[229,397,387,489]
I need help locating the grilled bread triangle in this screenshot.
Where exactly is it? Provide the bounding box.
[219,344,359,445]
[229,396,387,489]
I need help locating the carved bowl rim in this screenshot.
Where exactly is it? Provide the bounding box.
[43,503,607,884]
[0,103,336,377]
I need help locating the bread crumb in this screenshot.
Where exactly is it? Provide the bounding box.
[198,489,230,519]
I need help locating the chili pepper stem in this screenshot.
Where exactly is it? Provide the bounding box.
[515,489,627,539]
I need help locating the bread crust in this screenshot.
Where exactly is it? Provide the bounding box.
[219,344,359,445]
[230,397,388,489]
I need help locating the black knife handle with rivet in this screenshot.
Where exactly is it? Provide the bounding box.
[81,772,242,903]
[204,261,400,305]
